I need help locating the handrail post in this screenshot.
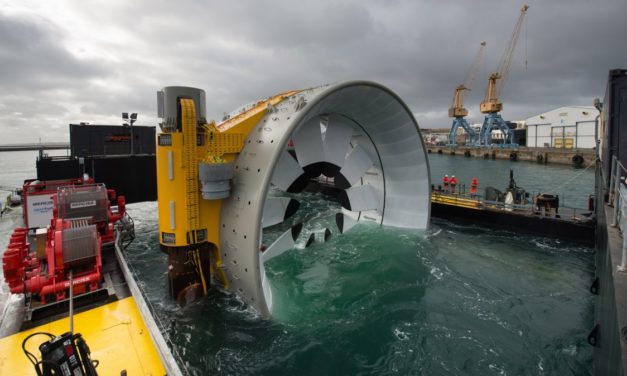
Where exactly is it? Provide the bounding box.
[612,174,622,227]
[619,212,627,272]
[610,156,617,205]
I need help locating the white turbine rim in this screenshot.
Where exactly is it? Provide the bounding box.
[220,81,431,317]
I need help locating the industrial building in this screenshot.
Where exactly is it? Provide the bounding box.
[525,106,597,149]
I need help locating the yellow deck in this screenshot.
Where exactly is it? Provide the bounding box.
[431,192,482,210]
[0,296,166,375]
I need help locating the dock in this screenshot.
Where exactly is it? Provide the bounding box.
[426,145,596,166]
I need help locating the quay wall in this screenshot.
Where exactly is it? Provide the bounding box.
[426,145,596,166]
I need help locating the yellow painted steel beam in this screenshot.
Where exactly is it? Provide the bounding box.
[181,98,201,238]
[157,132,197,248]
[216,90,301,135]
[201,90,302,164]
[0,297,165,375]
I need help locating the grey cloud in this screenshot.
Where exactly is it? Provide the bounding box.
[0,12,109,93]
[0,0,626,144]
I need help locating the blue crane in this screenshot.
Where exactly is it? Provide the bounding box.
[478,4,529,147]
[448,41,486,147]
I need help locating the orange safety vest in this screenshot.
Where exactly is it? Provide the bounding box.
[450,177,458,185]
[442,176,449,186]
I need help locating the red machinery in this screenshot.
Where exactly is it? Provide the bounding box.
[2,184,126,303]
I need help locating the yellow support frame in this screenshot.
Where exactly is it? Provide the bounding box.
[157,89,302,290]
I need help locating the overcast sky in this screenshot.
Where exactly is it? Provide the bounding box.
[1,0,625,144]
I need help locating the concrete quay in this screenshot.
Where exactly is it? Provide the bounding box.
[426,145,596,166]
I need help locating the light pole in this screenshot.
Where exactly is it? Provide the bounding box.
[122,112,138,155]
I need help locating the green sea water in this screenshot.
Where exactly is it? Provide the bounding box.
[0,151,595,375]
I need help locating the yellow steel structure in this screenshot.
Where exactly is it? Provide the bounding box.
[449,41,486,118]
[0,297,165,375]
[156,89,301,295]
[182,99,201,240]
[217,90,301,133]
[157,91,300,247]
[480,5,529,114]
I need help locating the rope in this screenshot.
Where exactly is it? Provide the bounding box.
[541,159,596,194]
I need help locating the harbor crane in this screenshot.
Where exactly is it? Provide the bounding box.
[478,4,529,147]
[448,41,486,146]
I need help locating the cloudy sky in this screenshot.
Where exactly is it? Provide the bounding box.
[1,0,625,144]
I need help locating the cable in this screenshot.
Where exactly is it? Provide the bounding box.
[194,249,208,295]
[542,159,596,193]
[525,14,528,71]
[22,332,55,376]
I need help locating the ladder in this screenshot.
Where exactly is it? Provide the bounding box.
[180,98,200,243]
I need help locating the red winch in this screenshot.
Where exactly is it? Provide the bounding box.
[2,184,126,303]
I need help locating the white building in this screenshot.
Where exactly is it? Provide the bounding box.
[525,106,597,149]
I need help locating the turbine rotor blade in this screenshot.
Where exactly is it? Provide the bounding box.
[262,197,300,228]
[338,184,380,212]
[324,228,332,242]
[305,233,315,248]
[261,223,303,262]
[304,228,332,247]
[335,212,358,234]
[292,117,324,168]
[323,114,354,170]
[271,151,305,192]
[336,144,374,189]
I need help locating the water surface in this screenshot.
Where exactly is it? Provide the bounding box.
[0,151,595,375]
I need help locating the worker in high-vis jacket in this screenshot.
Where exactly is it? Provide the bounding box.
[442,175,449,192]
[470,177,478,197]
[450,175,458,193]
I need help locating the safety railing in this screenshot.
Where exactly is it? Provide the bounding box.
[608,155,627,272]
[432,188,589,221]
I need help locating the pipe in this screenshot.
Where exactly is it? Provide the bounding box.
[11,271,101,296]
[40,271,100,295]
[10,274,50,294]
[40,271,100,296]
[595,113,601,159]
[69,270,74,333]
